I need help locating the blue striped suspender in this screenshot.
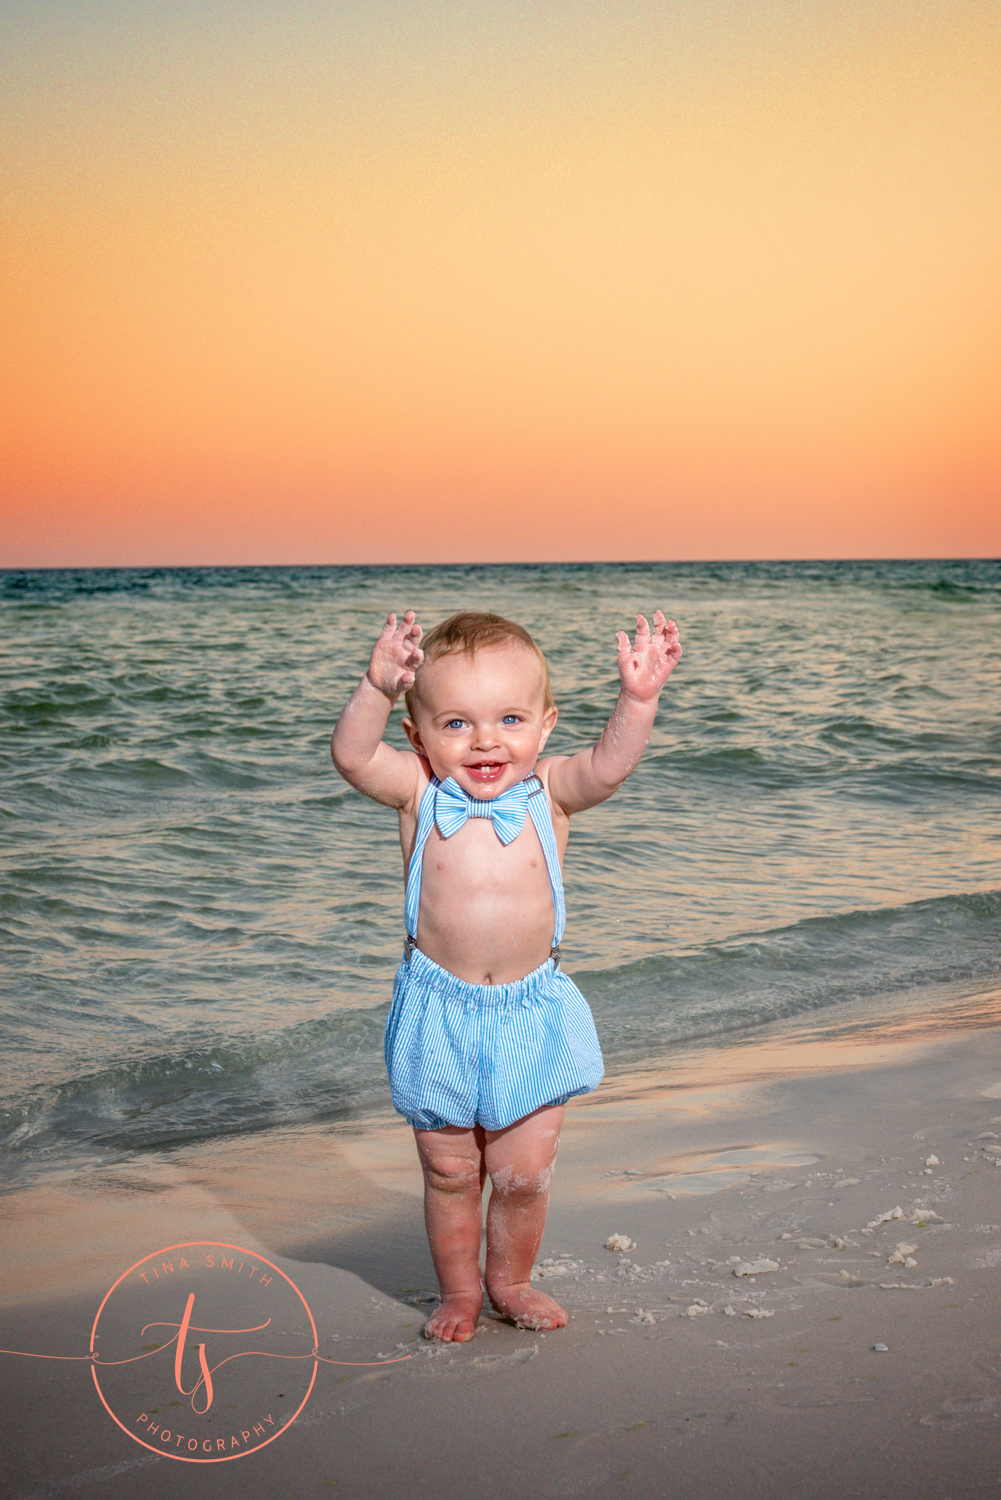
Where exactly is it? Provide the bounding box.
[403,774,441,957]
[525,780,566,963]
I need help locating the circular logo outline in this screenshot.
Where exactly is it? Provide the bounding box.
[90,1241,318,1463]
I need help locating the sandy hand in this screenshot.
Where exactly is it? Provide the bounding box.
[366,611,424,698]
[616,610,681,702]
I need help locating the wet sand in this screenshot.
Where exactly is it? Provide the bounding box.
[3,1008,1001,1499]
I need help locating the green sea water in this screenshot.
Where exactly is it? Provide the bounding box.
[1,560,999,1185]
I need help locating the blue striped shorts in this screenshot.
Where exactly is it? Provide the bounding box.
[384,946,605,1132]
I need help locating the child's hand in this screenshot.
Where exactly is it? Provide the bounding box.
[366,611,424,699]
[616,611,682,702]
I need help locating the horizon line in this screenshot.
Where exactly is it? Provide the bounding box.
[2,555,1000,576]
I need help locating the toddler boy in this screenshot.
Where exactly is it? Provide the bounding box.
[332,608,681,1341]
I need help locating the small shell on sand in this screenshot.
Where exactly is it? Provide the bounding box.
[685,1302,709,1317]
[744,1308,775,1319]
[733,1258,779,1277]
[925,1155,940,1167]
[863,1206,905,1233]
[606,1233,636,1252]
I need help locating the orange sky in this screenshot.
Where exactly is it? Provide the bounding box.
[2,0,999,566]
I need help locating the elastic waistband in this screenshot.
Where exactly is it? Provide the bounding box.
[399,945,559,1006]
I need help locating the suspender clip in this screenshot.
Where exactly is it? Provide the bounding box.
[404,935,416,962]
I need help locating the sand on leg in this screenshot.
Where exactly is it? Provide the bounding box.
[483,1103,568,1330]
[413,1123,487,1341]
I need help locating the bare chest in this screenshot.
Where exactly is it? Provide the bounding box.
[414,817,553,901]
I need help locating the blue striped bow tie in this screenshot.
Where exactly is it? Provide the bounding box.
[434,776,532,845]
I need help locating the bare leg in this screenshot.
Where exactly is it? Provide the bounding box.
[483,1103,567,1331]
[413,1124,486,1342]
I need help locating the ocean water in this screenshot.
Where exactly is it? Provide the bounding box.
[1,560,999,1187]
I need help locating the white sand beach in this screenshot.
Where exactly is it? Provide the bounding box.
[4,1005,1001,1500]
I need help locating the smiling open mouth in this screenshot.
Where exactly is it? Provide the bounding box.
[466,761,506,782]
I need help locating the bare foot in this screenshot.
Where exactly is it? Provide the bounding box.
[422,1290,482,1343]
[487,1281,568,1331]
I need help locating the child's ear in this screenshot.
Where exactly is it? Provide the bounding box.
[402,717,424,754]
[538,705,558,749]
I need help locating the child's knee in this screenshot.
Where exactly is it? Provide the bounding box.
[422,1154,481,1195]
[489,1160,553,1204]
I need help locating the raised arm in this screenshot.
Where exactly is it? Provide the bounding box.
[547,611,681,816]
[331,612,425,808]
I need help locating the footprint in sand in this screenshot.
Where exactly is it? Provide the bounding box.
[470,1345,538,1372]
[920,1396,1000,1431]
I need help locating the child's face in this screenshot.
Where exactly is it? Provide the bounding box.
[403,643,557,799]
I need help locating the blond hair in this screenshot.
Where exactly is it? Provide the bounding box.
[405,612,554,718]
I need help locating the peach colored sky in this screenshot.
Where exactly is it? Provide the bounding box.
[2,1,999,566]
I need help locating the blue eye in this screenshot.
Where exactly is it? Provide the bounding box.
[501,715,521,725]
[444,719,466,730]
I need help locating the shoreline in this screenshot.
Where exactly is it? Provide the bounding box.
[3,1007,1001,1496]
[3,966,998,1206]
[3,987,1000,1307]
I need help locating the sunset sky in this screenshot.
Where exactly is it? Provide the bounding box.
[2,0,999,566]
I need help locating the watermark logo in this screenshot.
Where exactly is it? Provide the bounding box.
[1,1237,410,1463]
[90,1242,318,1463]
